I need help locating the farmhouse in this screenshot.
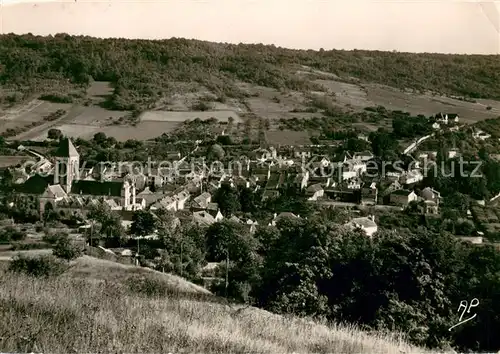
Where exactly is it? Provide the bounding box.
[390,189,418,207]
[306,183,324,201]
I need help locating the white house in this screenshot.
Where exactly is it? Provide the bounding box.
[306,184,324,201]
[353,151,374,162]
[421,187,441,204]
[401,170,424,185]
[473,129,491,141]
[346,215,378,237]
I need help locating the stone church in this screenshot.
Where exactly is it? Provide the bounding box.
[18,138,138,218]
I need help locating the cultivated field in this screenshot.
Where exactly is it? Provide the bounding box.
[3,72,500,143]
[0,99,72,135]
[140,110,243,123]
[0,255,434,354]
[0,156,30,168]
[296,66,500,122]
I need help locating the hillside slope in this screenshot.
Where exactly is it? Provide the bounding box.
[0,256,435,353]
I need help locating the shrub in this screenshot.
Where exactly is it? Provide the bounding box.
[43,231,67,245]
[8,254,67,277]
[126,275,169,297]
[52,234,83,261]
[0,226,27,243]
[39,93,73,103]
[10,241,51,251]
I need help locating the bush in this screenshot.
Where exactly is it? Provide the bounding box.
[126,275,169,297]
[8,254,68,277]
[52,234,83,261]
[0,226,27,244]
[39,93,73,103]
[47,128,63,140]
[43,231,67,245]
[10,241,51,251]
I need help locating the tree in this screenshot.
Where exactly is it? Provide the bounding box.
[130,210,157,237]
[207,143,225,161]
[157,222,205,280]
[87,202,124,242]
[213,183,241,217]
[370,129,398,159]
[206,220,261,301]
[47,128,63,140]
[93,132,107,145]
[52,232,83,261]
[346,137,370,152]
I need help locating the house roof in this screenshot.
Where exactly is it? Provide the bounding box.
[70,180,125,197]
[55,138,79,158]
[45,184,67,199]
[276,212,298,220]
[193,211,216,226]
[207,202,218,211]
[306,183,323,193]
[193,192,211,209]
[16,174,53,195]
[391,189,414,196]
[421,187,440,200]
[350,217,377,228]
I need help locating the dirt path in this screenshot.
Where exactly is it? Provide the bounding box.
[0,98,44,120]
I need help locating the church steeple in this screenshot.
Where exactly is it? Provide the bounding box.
[54,138,79,159]
[54,138,80,193]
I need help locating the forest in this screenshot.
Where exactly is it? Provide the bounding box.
[1,33,500,111]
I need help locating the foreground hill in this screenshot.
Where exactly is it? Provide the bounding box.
[0,256,434,353]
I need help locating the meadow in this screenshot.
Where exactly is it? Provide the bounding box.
[0,255,436,354]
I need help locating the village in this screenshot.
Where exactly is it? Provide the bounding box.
[1,109,498,270]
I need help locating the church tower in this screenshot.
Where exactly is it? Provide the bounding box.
[54,138,80,193]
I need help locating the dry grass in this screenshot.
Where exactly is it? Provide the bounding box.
[0,255,437,354]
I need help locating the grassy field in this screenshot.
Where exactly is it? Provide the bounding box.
[0,255,436,354]
[0,155,30,168]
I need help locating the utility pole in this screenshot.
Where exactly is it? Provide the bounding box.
[225,249,229,299]
[135,232,140,267]
[180,237,183,278]
[90,221,93,256]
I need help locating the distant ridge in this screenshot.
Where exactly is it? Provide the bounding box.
[1,0,499,54]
